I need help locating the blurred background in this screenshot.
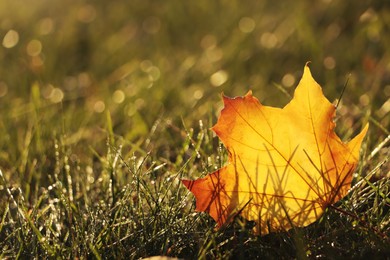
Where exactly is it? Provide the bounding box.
[0,0,389,169]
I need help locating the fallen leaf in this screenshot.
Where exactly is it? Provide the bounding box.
[182,64,368,235]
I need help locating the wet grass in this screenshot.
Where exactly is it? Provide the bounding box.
[0,0,389,259]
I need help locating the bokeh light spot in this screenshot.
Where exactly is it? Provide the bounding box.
[359,8,377,23]
[282,74,295,87]
[135,98,145,108]
[140,60,153,72]
[193,89,204,100]
[127,98,145,116]
[31,56,44,68]
[210,70,228,87]
[2,30,19,48]
[50,88,64,103]
[94,101,105,113]
[26,40,42,56]
[127,105,136,117]
[260,32,278,49]
[205,48,223,63]
[323,56,336,70]
[77,5,97,23]
[43,84,54,99]
[200,34,217,50]
[39,18,55,35]
[147,66,161,81]
[78,73,92,88]
[239,17,255,33]
[113,90,125,104]
[325,23,341,41]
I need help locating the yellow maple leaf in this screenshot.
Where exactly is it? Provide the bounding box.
[182,64,368,235]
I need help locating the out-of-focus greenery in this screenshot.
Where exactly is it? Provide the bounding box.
[0,0,389,259]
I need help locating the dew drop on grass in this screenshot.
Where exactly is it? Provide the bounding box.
[87,176,95,184]
[207,157,212,166]
[198,120,203,129]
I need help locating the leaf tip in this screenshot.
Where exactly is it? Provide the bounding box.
[181,179,193,190]
[362,123,369,134]
[297,62,321,94]
[303,62,313,78]
[245,90,253,97]
[359,123,369,142]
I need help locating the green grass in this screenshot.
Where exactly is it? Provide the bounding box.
[0,0,389,259]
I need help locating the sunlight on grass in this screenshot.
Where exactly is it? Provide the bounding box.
[0,0,389,258]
